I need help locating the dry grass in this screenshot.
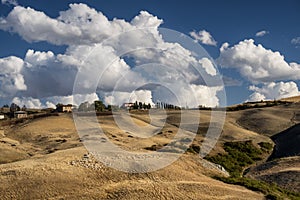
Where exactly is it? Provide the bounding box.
[1,103,300,199]
[0,112,267,199]
[0,146,264,200]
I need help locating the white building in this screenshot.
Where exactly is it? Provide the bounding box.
[14,111,27,119]
[121,103,135,109]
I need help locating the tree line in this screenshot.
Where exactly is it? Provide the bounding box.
[131,101,151,110]
[156,102,181,110]
[77,100,107,112]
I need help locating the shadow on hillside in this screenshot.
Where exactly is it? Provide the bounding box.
[268,123,300,161]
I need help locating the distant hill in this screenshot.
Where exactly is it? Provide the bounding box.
[281,95,300,102]
[234,103,300,137]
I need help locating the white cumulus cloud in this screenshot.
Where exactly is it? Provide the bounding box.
[131,11,163,28]
[0,4,162,46]
[25,49,55,66]
[190,85,222,107]
[198,57,217,76]
[247,92,266,102]
[47,93,99,106]
[190,30,217,46]
[0,56,26,98]
[104,90,154,106]
[217,39,300,84]
[12,97,42,108]
[0,6,82,45]
[11,93,99,108]
[248,81,300,101]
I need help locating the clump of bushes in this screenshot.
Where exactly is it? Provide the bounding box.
[187,144,200,154]
[216,176,300,200]
[205,140,263,177]
[205,140,300,199]
[258,141,273,153]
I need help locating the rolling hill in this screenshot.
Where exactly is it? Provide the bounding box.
[1,100,300,199]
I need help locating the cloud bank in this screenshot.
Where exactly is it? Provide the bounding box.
[0,56,26,98]
[248,82,300,102]
[218,39,300,101]
[0,4,223,108]
[2,4,298,106]
[218,39,300,84]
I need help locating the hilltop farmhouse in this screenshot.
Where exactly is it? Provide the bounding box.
[121,103,135,109]
[14,111,27,119]
[56,104,73,113]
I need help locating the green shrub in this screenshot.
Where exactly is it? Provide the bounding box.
[258,142,273,152]
[205,140,300,199]
[205,140,264,177]
[216,176,300,200]
[187,144,200,154]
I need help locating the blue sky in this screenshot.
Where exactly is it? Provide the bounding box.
[0,0,300,107]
